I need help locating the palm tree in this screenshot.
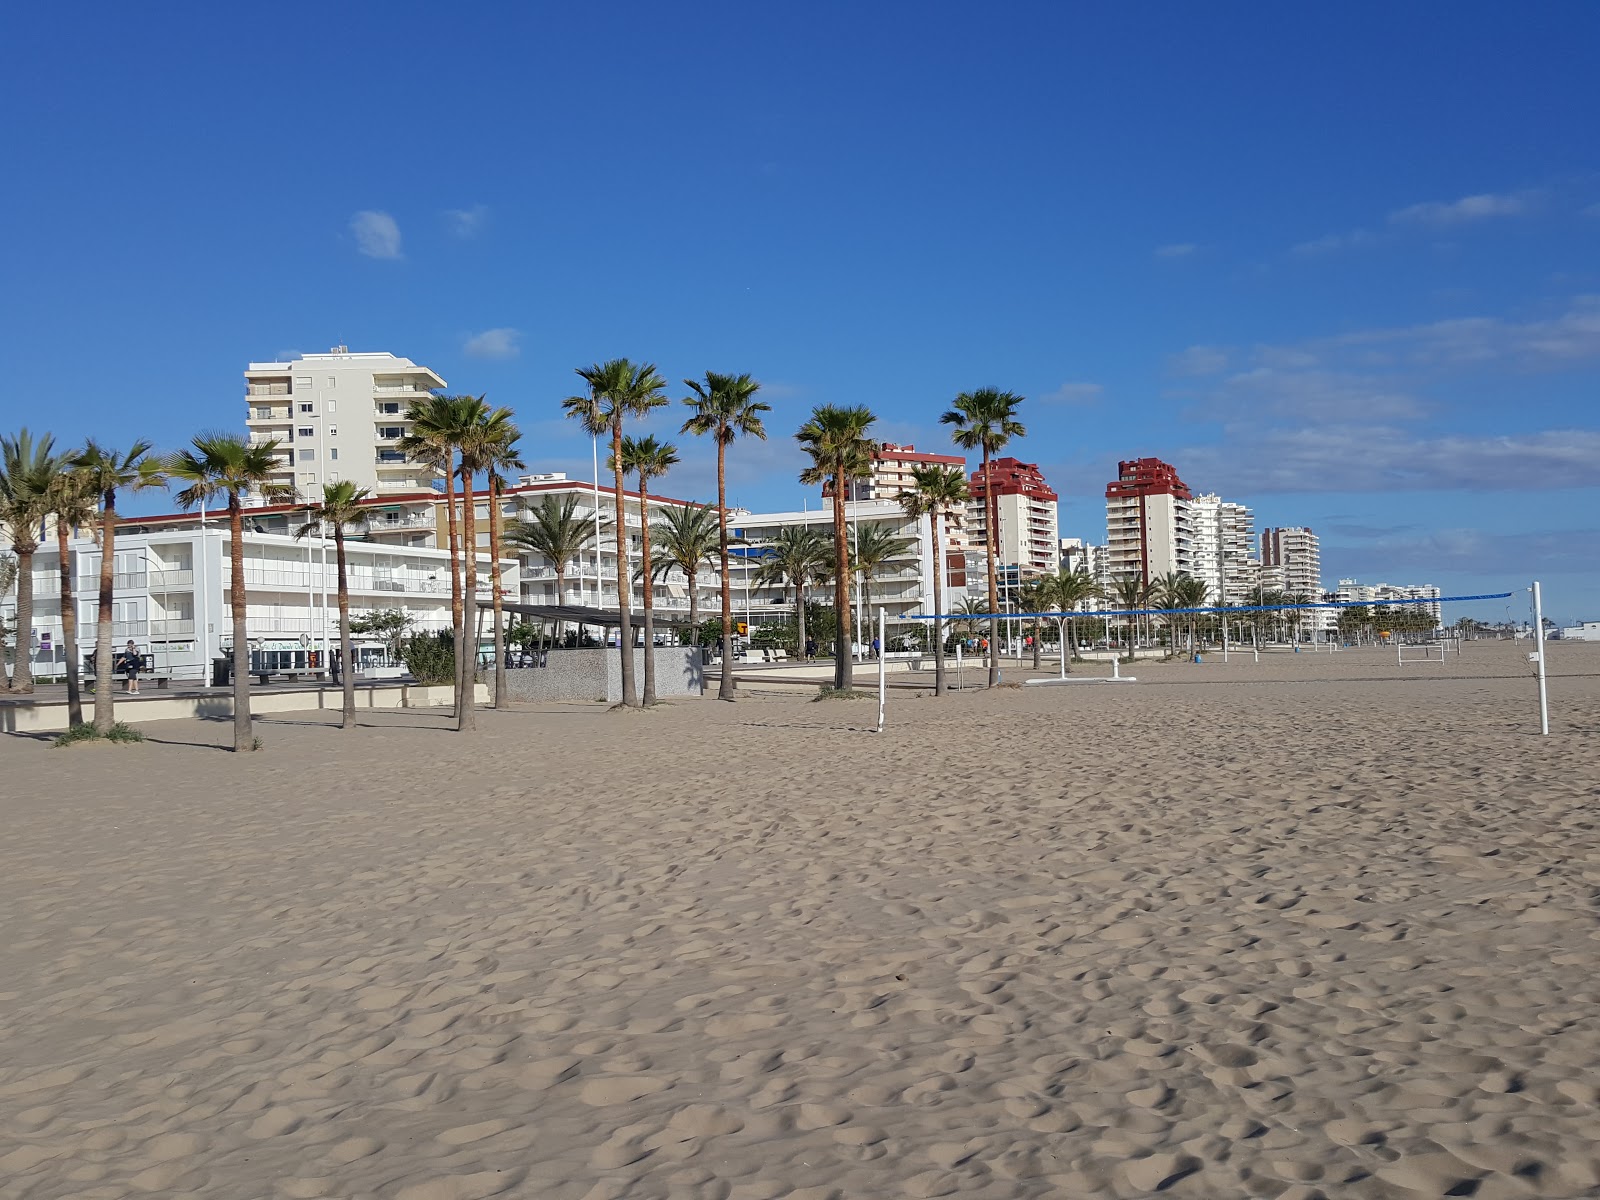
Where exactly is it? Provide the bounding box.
[940,387,1025,687]
[754,526,829,661]
[74,440,165,732]
[506,494,606,648]
[849,521,916,637]
[566,360,669,708]
[167,433,285,751]
[681,371,769,701]
[294,482,371,730]
[1051,567,1099,666]
[480,421,525,711]
[1018,578,1051,671]
[650,503,720,639]
[46,462,97,724]
[0,429,61,694]
[896,464,969,696]
[615,435,678,704]
[1110,576,1146,663]
[453,399,518,728]
[796,404,878,691]
[398,394,473,674]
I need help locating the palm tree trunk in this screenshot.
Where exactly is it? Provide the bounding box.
[554,566,566,648]
[716,444,735,701]
[92,496,117,732]
[794,579,806,662]
[489,477,507,709]
[444,461,461,644]
[1032,615,1042,671]
[57,520,82,725]
[228,495,253,751]
[930,511,946,697]
[983,449,999,687]
[458,467,477,729]
[832,475,851,691]
[612,421,637,707]
[336,528,354,729]
[639,477,656,705]
[688,567,699,640]
[12,543,35,693]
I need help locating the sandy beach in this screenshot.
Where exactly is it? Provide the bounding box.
[3,639,1599,1200]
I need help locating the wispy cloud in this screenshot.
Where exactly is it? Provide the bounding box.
[1186,368,1429,424]
[1154,243,1197,259]
[1388,189,1542,227]
[463,328,522,360]
[1178,426,1600,494]
[1290,229,1376,257]
[445,204,489,238]
[1167,345,1230,376]
[350,210,402,259]
[1041,381,1104,405]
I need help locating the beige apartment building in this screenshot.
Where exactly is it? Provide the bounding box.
[243,348,447,502]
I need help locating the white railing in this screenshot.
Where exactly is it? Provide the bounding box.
[148,569,195,589]
[247,382,291,396]
[149,618,196,636]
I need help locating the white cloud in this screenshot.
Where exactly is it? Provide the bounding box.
[1289,228,1376,257]
[1388,190,1541,227]
[1177,426,1600,494]
[446,205,489,238]
[1167,345,1230,376]
[350,210,402,259]
[1154,243,1197,259]
[463,328,522,360]
[1189,368,1429,424]
[1041,381,1104,405]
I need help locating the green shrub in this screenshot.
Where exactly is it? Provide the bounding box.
[813,686,869,701]
[402,629,455,685]
[54,721,144,747]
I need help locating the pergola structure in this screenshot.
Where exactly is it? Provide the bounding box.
[478,600,695,646]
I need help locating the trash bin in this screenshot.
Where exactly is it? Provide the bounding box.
[212,657,231,686]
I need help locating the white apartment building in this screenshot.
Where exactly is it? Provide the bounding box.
[244,348,447,502]
[728,499,960,642]
[6,516,508,684]
[1261,527,1323,599]
[1188,494,1259,605]
[1335,579,1444,626]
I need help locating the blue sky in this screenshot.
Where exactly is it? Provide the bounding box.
[4,2,1597,620]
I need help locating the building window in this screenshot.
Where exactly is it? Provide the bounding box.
[328,425,337,437]
[296,377,312,389]
[301,472,317,484]
[299,449,315,462]
[329,448,339,461]
[299,403,315,414]
[298,426,314,438]
[254,406,274,420]
[327,399,337,414]
[329,472,340,482]
[327,377,337,388]
[379,402,399,414]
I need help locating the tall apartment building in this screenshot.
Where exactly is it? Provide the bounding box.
[1189,493,1259,604]
[1104,457,1193,584]
[1261,527,1323,599]
[244,348,447,502]
[968,457,1061,578]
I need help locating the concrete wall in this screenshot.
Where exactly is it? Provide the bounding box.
[498,647,704,704]
[0,683,488,736]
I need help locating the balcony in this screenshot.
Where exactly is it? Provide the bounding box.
[247,406,291,423]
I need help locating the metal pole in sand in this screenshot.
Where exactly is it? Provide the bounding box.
[876,607,886,733]
[1532,581,1550,736]
[1057,616,1068,680]
[956,640,964,691]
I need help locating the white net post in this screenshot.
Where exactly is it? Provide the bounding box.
[1532,581,1549,736]
[876,607,887,733]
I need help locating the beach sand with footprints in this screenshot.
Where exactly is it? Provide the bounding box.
[3,639,1599,1199]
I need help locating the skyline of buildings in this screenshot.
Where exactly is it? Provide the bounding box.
[3,348,1466,679]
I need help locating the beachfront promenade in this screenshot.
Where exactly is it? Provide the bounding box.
[3,641,1599,1198]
